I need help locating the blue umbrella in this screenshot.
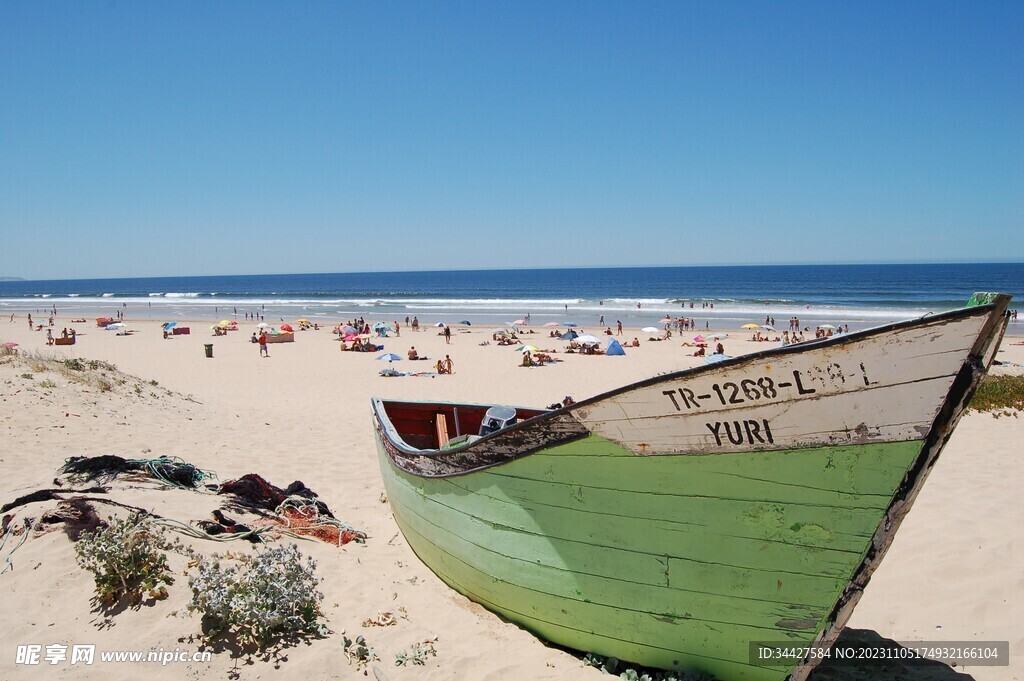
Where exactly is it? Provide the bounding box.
[564,322,578,327]
[373,322,390,331]
[460,320,471,326]
[376,353,402,362]
[559,330,578,340]
[162,321,177,330]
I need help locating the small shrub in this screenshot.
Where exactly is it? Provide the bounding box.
[37,379,57,389]
[20,373,33,379]
[187,544,324,646]
[74,514,176,606]
[343,634,379,669]
[64,358,86,371]
[395,638,437,666]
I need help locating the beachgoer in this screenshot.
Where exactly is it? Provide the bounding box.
[435,359,446,374]
[46,329,54,345]
[443,355,453,374]
[412,316,419,332]
[394,321,400,337]
[259,331,269,357]
[616,321,622,335]
[716,342,724,355]
[522,351,532,367]
[408,346,419,360]
[444,325,451,344]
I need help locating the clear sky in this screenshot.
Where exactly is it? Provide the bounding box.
[1,1,1021,280]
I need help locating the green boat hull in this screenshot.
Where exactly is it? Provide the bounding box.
[377,433,923,681]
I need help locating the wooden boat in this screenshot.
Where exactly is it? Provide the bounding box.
[372,293,1011,681]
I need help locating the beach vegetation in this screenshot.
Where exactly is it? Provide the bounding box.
[20,373,33,379]
[394,637,438,666]
[968,374,1024,416]
[186,544,324,646]
[342,634,379,669]
[582,654,711,681]
[37,379,57,389]
[74,513,176,606]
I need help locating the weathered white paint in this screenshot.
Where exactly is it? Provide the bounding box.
[574,313,990,455]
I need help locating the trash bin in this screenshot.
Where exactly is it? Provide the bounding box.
[204,344,213,358]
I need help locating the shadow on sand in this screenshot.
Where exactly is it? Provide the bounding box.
[808,629,976,681]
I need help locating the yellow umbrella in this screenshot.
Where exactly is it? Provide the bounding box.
[296,318,311,324]
[741,324,760,329]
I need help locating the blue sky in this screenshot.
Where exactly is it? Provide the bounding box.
[1,1,1021,279]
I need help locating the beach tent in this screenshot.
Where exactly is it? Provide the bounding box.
[641,326,660,333]
[559,330,578,340]
[606,339,626,356]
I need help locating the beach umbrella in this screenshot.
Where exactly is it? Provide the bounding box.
[515,345,541,353]
[341,325,358,334]
[296,318,310,324]
[693,335,705,343]
[460,320,471,326]
[373,322,390,330]
[641,326,660,333]
[435,322,445,328]
[761,325,775,331]
[162,321,177,330]
[741,324,760,329]
[564,322,578,327]
[105,323,125,330]
[559,330,578,340]
[576,334,600,344]
[257,322,271,329]
[819,324,837,330]
[280,324,294,332]
[543,322,560,327]
[492,327,509,335]
[512,319,527,325]
[376,353,402,362]
[708,333,729,341]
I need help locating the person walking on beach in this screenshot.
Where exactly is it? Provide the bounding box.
[616,320,622,336]
[258,331,269,357]
[443,354,454,374]
[444,325,451,344]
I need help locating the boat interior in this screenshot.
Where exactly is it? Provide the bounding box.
[377,400,549,451]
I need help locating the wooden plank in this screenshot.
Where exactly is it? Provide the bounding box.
[435,413,449,448]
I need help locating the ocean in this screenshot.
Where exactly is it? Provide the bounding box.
[1,263,1020,331]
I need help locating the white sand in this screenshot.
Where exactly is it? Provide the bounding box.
[1,316,1021,680]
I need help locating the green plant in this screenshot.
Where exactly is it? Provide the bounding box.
[74,514,176,606]
[969,374,1024,416]
[64,358,86,371]
[37,379,57,389]
[395,638,437,666]
[343,634,379,669]
[20,373,33,379]
[187,544,324,646]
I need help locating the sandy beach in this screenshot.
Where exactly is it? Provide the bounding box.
[1,314,1021,681]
